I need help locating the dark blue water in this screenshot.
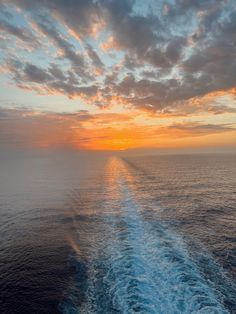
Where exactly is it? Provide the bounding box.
[0,151,235,313]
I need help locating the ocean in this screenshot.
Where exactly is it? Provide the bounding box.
[0,151,235,313]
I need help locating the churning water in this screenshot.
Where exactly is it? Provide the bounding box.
[0,151,235,313]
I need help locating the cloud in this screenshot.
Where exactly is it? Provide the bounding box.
[24,63,52,83]
[0,16,40,51]
[4,0,103,38]
[0,0,236,116]
[32,20,92,81]
[0,107,235,150]
[0,107,134,150]
[0,20,35,43]
[166,122,235,137]
[4,58,99,99]
[86,44,104,71]
[48,63,67,81]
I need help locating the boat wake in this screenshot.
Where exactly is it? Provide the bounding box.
[61,158,235,313]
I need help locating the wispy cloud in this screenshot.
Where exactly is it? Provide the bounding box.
[0,107,235,150]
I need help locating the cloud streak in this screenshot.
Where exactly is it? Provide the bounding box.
[0,107,235,150]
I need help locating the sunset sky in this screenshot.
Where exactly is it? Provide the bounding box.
[0,0,236,151]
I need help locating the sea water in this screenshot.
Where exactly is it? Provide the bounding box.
[0,151,235,313]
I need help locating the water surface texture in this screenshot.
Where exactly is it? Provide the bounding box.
[0,152,235,313]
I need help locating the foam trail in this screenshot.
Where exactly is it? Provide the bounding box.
[63,158,232,313]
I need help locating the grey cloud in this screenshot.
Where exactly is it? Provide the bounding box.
[145,48,171,69]
[111,15,159,57]
[0,3,13,20]
[67,70,80,85]
[5,58,98,99]
[35,21,89,78]
[179,10,236,100]
[86,44,104,69]
[49,81,98,98]
[165,36,186,63]
[207,105,236,115]
[6,59,52,84]
[49,63,67,81]
[1,0,236,115]
[110,72,236,115]
[24,63,52,83]
[5,0,102,38]
[163,0,225,18]
[167,122,235,135]
[46,0,102,38]
[0,20,35,43]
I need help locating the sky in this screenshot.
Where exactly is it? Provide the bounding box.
[0,0,236,152]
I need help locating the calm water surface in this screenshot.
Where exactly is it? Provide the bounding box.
[0,151,235,313]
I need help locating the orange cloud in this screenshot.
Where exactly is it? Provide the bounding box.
[1,108,235,152]
[100,36,120,51]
